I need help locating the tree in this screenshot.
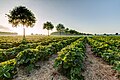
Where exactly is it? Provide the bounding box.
[103,33,107,35]
[65,28,69,35]
[6,6,36,40]
[69,29,76,35]
[67,29,81,35]
[43,21,54,36]
[56,24,65,35]
[115,33,118,35]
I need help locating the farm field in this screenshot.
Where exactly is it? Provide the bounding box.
[0,35,119,80]
[1,0,120,80]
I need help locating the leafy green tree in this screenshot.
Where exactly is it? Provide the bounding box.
[69,29,75,34]
[43,21,54,36]
[6,6,36,40]
[65,28,69,35]
[69,29,80,35]
[115,33,118,35]
[56,24,65,35]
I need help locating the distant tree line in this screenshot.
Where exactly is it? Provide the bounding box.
[43,21,92,36]
[0,32,18,35]
[95,33,119,36]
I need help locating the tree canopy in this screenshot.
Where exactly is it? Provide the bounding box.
[6,6,36,40]
[6,6,36,27]
[56,24,65,35]
[43,21,54,36]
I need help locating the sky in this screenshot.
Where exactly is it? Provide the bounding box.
[0,0,120,35]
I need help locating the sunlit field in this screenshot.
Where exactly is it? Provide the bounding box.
[0,0,120,80]
[0,35,119,80]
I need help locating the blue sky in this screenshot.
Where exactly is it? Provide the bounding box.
[0,0,120,35]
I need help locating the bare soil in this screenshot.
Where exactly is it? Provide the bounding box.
[82,44,119,80]
[13,54,68,80]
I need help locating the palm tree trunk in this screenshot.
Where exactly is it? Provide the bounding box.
[48,30,49,36]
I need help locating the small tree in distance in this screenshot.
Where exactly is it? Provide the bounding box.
[56,24,65,35]
[65,28,69,35]
[6,6,36,41]
[43,21,54,36]
[115,33,118,35]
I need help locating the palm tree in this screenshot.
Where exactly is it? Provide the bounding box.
[43,21,54,36]
[6,6,36,40]
[56,24,65,35]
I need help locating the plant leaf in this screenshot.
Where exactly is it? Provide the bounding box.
[4,72,10,78]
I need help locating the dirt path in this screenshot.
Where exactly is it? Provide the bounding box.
[13,54,68,80]
[13,44,119,80]
[82,44,119,80]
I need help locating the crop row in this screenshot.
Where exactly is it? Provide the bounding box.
[54,38,85,80]
[0,37,77,62]
[0,36,52,43]
[87,37,120,72]
[0,36,71,49]
[0,37,80,79]
[91,36,120,49]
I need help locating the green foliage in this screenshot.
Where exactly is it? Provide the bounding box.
[0,36,80,79]
[54,38,85,80]
[0,44,34,62]
[88,36,120,72]
[0,43,19,49]
[43,21,54,36]
[6,6,36,40]
[16,37,79,66]
[6,6,36,27]
[16,49,39,65]
[0,36,75,62]
[0,59,16,79]
[113,63,120,72]
[56,24,65,35]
